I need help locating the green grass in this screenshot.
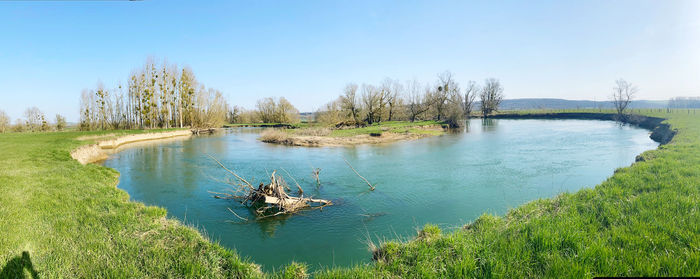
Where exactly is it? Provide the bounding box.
[0,129,261,278]
[2,110,699,278]
[328,120,446,137]
[315,109,700,278]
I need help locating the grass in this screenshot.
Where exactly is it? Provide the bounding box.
[0,128,261,278]
[315,109,700,278]
[2,109,699,278]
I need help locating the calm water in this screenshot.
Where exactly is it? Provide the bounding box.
[103,119,657,270]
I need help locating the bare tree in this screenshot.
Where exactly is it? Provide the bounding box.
[361,84,380,124]
[432,71,459,121]
[462,81,479,117]
[340,83,362,126]
[480,78,504,117]
[0,110,9,133]
[611,79,637,120]
[24,107,44,132]
[405,80,431,122]
[382,78,401,121]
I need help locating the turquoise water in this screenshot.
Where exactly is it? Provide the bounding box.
[103,119,658,271]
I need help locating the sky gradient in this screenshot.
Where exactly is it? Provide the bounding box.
[1,0,699,122]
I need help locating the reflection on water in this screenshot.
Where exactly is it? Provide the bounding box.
[103,119,658,271]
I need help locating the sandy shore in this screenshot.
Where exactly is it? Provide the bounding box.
[71,130,193,164]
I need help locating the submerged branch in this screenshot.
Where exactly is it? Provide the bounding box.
[343,158,375,191]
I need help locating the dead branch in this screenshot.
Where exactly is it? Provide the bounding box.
[343,158,375,191]
[207,154,254,190]
[227,207,248,221]
[312,167,321,186]
[208,158,332,219]
[281,167,303,195]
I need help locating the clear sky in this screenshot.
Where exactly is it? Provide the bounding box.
[1,0,699,122]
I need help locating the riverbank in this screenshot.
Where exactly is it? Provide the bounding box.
[259,121,447,147]
[490,112,676,144]
[317,110,700,278]
[70,129,194,164]
[0,129,262,278]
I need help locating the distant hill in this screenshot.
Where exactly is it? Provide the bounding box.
[498,98,669,110]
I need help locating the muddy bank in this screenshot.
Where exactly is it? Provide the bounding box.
[71,130,194,164]
[490,113,676,144]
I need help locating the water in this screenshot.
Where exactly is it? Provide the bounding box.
[103,119,658,271]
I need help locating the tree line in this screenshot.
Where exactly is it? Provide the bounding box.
[312,71,504,127]
[0,107,66,133]
[78,58,229,130]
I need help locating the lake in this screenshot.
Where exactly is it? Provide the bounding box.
[102,119,658,271]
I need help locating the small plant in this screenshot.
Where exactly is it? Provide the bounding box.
[280,261,308,279]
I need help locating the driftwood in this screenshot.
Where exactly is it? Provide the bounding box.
[208,155,332,219]
[343,158,375,191]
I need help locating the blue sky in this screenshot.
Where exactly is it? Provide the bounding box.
[1,0,698,122]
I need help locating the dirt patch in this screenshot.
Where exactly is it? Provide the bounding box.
[71,130,193,164]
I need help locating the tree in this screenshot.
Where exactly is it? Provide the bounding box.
[79,89,95,130]
[315,98,344,125]
[383,78,402,121]
[95,81,108,130]
[55,114,67,131]
[405,80,431,122]
[480,78,504,117]
[23,107,44,132]
[361,84,380,124]
[433,71,459,121]
[340,83,362,125]
[256,97,277,123]
[462,81,478,117]
[612,79,636,120]
[0,110,9,133]
[276,97,300,124]
[179,66,197,127]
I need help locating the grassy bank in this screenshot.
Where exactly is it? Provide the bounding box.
[0,129,261,278]
[316,109,700,278]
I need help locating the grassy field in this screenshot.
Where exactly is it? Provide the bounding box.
[0,129,261,278]
[316,109,700,278]
[2,110,698,278]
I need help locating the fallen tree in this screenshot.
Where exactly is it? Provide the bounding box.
[208,155,332,219]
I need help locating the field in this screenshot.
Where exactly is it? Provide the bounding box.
[0,109,698,278]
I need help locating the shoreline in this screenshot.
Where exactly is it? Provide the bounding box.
[489,112,675,144]
[70,129,194,164]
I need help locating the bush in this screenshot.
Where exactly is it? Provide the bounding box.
[259,128,289,143]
